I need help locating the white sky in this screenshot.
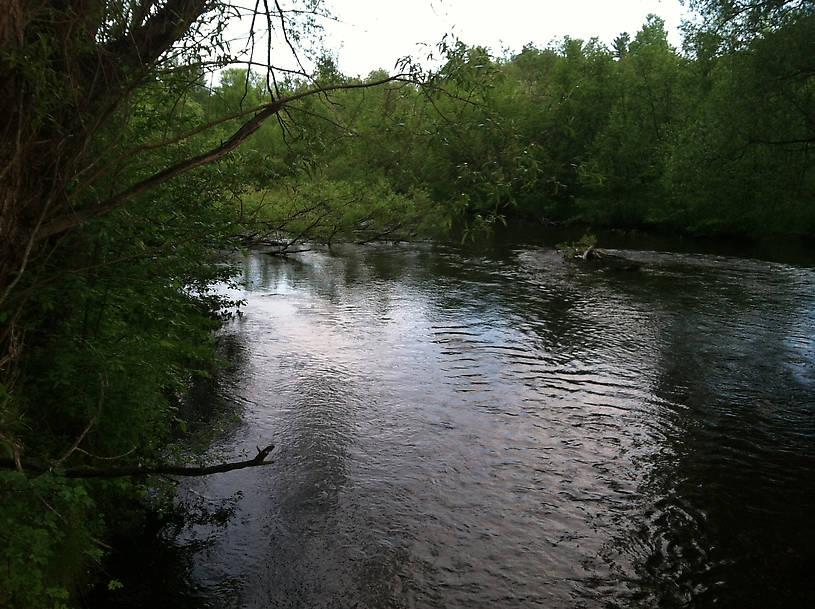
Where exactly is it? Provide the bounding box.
[321,0,688,76]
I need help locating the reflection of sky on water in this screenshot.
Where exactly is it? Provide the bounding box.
[171,244,815,609]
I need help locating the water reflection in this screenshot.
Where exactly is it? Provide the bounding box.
[111,242,815,608]
[628,257,815,607]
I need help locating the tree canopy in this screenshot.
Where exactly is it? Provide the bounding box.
[0,2,414,604]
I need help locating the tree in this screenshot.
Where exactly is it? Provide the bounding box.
[682,0,814,51]
[577,15,681,225]
[0,3,420,605]
[0,0,412,367]
[666,8,815,234]
[612,32,630,59]
[0,0,418,446]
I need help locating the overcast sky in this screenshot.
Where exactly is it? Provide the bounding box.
[321,0,688,76]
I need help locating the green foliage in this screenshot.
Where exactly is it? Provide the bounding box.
[107,579,124,591]
[199,19,809,242]
[0,472,103,608]
[573,16,680,225]
[666,10,815,235]
[682,0,812,52]
[203,15,813,242]
[245,174,442,245]
[1,56,244,609]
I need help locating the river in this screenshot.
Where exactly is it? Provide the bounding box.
[96,235,815,608]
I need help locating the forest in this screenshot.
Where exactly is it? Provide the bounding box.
[0,0,812,606]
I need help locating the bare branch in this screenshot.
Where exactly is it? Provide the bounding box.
[36,74,416,241]
[0,444,276,478]
[274,0,309,77]
[52,374,107,469]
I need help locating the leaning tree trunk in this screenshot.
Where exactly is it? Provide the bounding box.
[0,0,213,376]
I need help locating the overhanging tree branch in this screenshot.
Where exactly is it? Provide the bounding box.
[35,74,415,241]
[0,443,276,478]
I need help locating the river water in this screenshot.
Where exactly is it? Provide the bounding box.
[117,238,815,608]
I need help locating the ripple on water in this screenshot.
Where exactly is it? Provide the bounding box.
[160,244,815,609]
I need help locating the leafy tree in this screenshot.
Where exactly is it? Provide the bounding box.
[0,2,418,605]
[666,10,815,234]
[682,0,814,51]
[2,2,813,604]
[577,16,681,224]
[612,32,631,60]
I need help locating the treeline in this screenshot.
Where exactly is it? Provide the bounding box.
[211,11,813,240]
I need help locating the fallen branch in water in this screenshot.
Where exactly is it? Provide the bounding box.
[263,248,312,256]
[557,233,599,260]
[581,245,596,260]
[0,444,275,478]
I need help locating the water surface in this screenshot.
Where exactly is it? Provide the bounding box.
[148,241,815,608]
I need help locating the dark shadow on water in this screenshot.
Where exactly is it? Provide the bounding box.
[83,331,252,609]
[82,517,230,609]
[603,258,815,608]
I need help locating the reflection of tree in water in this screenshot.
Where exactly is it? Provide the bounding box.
[242,362,358,607]
[86,333,252,609]
[609,260,815,608]
[230,254,410,607]
[84,525,240,609]
[178,331,252,439]
[265,245,815,608]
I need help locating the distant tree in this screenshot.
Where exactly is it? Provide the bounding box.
[667,7,815,234]
[577,16,680,224]
[612,32,630,59]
